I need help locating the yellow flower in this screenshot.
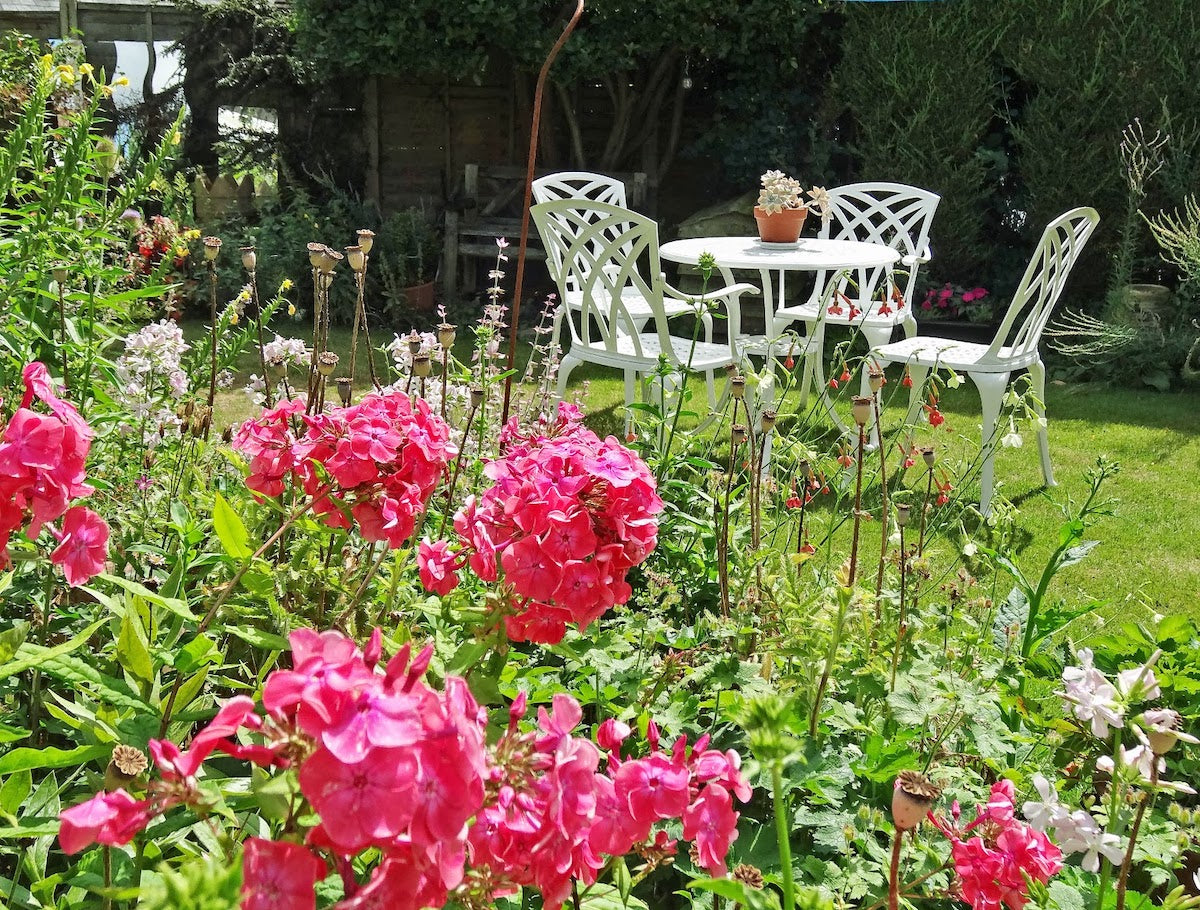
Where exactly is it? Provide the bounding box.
[288,303,296,316]
[171,131,182,145]
[174,246,189,258]
[281,279,294,291]
[229,312,240,325]
[184,229,201,241]
[112,76,129,88]
[79,63,94,78]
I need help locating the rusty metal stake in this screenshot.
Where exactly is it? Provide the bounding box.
[500,0,585,425]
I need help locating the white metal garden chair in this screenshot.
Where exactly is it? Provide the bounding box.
[771,183,941,402]
[532,171,685,334]
[531,199,758,424]
[870,206,1100,515]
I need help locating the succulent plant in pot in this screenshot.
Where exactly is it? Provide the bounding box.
[754,170,831,243]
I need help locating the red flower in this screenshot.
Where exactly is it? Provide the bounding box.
[901,368,913,389]
[57,790,152,854]
[417,538,460,596]
[49,506,109,586]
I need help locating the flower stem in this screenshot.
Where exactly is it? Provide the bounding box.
[887,830,903,910]
[206,261,218,409]
[873,395,890,612]
[772,762,795,910]
[848,423,866,586]
[1115,762,1157,910]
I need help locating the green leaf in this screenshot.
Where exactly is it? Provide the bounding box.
[1057,539,1099,572]
[0,723,31,745]
[175,634,220,675]
[212,492,252,560]
[0,819,62,839]
[0,769,32,815]
[94,574,195,621]
[612,856,632,906]
[0,619,107,680]
[224,626,289,652]
[117,609,154,683]
[579,883,648,910]
[0,743,111,775]
[0,621,29,663]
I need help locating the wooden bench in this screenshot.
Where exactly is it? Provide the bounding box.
[443,164,648,303]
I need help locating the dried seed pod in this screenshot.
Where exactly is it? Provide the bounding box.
[731,376,746,399]
[438,323,457,348]
[470,387,485,408]
[868,367,885,393]
[356,229,375,255]
[336,377,353,407]
[345,245,366,272]
[922,447,937,468]
[760,409,777,433]
[240,246,257,271]
[317,352,339,377]
[414,355,432,378]
[104,744,148,792]
[202,236,222,262]
[306,241,326,269]
[851,395,873,427]
[896,503,912,528]
[731,424,748,446]
[892,770,942,830]
[52,264,69,285]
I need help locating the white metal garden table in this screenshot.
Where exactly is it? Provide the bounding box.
[659,236,901,435]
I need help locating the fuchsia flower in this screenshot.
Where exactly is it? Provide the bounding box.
[234,391,455,549]
[931,780,1062,910]
[242,837,327,910]
[0,362,108,582]
[454,403,662,644]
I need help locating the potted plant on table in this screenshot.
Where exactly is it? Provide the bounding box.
[754,169,830,244]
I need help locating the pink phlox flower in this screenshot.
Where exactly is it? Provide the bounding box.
[536,694,584,752]
[49,505,109,585]
[241,837,327,910]
[299,745,419,852]
[57,789,153,854]
[418,538,462,596]
[614,752,690,826]
[596,718,631,754]
[683,784,740,876]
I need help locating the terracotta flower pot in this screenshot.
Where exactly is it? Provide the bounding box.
[754,206,808,243]
[403,279,436,312]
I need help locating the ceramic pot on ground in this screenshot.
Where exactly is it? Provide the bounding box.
[403,279,436,311]
[754,206,808,243]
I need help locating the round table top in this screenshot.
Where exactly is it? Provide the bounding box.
[660,236,900,271]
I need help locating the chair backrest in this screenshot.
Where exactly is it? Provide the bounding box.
[532,171,629,208]
[818,182,942,307]
[532,200,677,365]
[987,207,1100,361]
[532,172,634,299]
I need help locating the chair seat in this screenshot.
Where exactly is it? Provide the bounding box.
[562,288,693,320]
[873,335,1037,373]
[574,332,736,373]
[777,300,911,329]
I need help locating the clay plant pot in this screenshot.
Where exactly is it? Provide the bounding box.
[402,279,436,312]
[754,206,808,243]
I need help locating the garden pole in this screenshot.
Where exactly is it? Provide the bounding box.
[500,0,585,425]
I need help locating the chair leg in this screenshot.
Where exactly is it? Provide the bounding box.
[556,352,580,401]
[705,370,717,410]
[970,371,1010,518]
[860,325,893,448]
[1029,359,1056,487]
[623,368,637,437]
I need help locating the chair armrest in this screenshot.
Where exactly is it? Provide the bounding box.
[900,243,931,267]
[662,281,760,303]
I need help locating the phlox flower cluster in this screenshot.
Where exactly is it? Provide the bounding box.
[112,319,190,445]
[447,402,663,643]
[470,694,751,909]
[1021,774,1124,873]
[234,389,455,548]
[0,363,109,585]
[58,628,751,910]
[1059,647,1165,740]
[930,780,1062,910]
[246,334,311,406]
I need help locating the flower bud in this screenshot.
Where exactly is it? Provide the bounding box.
[202,236,222,262]
[438,323,457,349]
[356,229,375,255]
[731,424,747,446]
[317,352,339,377]
[414,355,432,378]
[892,770,941,830]
[345,245,366,272]
[851,395,872,427]
[240,246,256,272]
[760,410,777,433]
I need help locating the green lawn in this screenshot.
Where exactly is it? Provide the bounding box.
[199,320,1200,619]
